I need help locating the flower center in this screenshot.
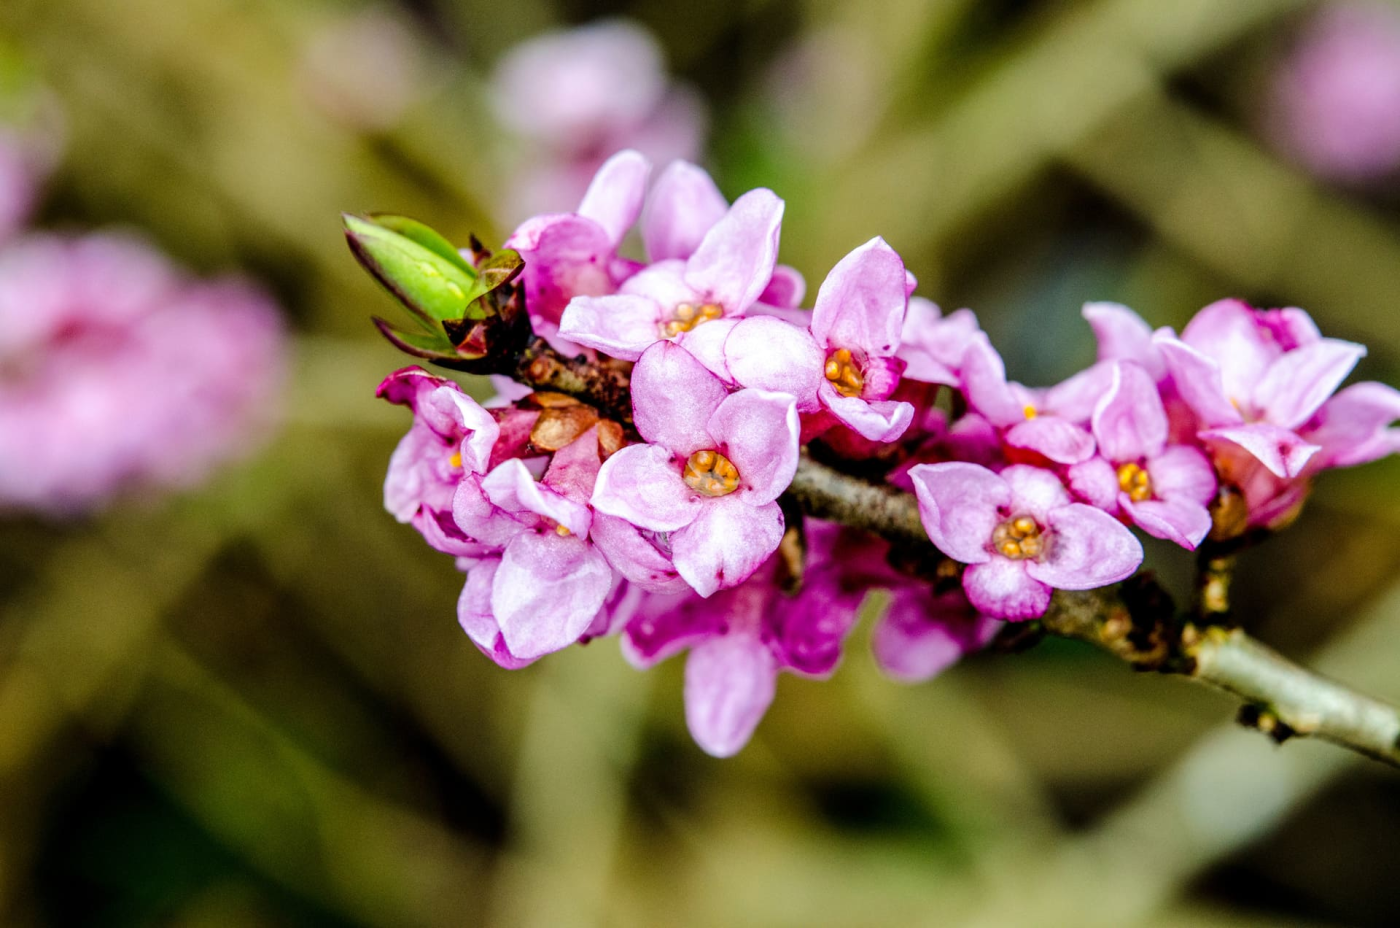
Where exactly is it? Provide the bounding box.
[1116,462,1153,502]
[824,348,864,398]
[662,302,724,338]
[991,515,1044,560]
[682,449,740,497]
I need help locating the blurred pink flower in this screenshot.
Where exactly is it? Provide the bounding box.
[298,6,434,132]
[0,233,285,515]
[490,20,707,222]
[1269,2,1400,183]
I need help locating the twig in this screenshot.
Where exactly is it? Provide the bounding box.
[507,341,1400,769]
[791,459,1400,769]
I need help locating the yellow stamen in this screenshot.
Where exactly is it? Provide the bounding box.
[682,449,740,498]
[662,302,724,338]
[824,347,865,398]
[449,452,463,469]
[1023,404,1038,420]
[1116,462,1153,502]
[991,515,1046,560]
[555,523,572,536]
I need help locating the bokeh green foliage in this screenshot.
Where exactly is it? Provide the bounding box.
[2,0,1400,925]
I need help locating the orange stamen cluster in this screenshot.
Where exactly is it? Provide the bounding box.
[824,348,864,398]
[1116,462,1153,502]
[682,449,740,497]
[662,302,724,337]
[991,515,1044,560]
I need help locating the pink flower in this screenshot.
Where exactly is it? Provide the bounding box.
[559,187,784,361]
[1155,299,1366,479]
[491,20,707,221]
[1268,3,1400,184]
[452,428,615,664]
[622,522,866,756]
[0,233,285,515]
[910,462,1143,620]
[504,149,651,346]
[378,367,499,555]
[590,342,797,596]
[960,332,1108,465]
[897,297,982,388]
[1066,362,1217,550]
[872,586,1001,683]
[723,236,915,442]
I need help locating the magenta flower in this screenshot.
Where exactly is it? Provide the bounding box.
[558,188,784,361]
[723,236,915,442]
[591,342,797,596]
[0,233,285,515]
[1155,299,1366,479]
[504,149,651,343]
[379,367,500,555]
[622,522,865,756]
[872,586,1001,683]
[1066,362,1217,550]
[960,332,1108,465]
[910,462,1143,620]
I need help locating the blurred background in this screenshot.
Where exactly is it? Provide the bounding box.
[2,0,1400,925]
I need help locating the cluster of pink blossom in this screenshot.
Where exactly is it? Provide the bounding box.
[1268,2,1400,185]
[379,150,1400,756]
[489,20,707,223]
[0,232,286,515]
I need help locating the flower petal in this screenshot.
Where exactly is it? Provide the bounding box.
[591,443,702,532]
[1253,338,1366,429]
[576,149,651,246]
[724,316,824,410]
[1122,496,1212,550]
[908,462,1008,564]
[963,558,1051,620]
[819,384,914,442]
[684,632,778,757]
[705,389,800,504]
[456,558,536,669]
[1083,301,1165,380]
[1093,362,1167,462]
[481,458,592,537]
[674,317,739,383]
[959,332,1024,427]
[810,236,908,357]
[1145,444,1217,505]
[557,293,663,361]
[492,531,613,661]
[1180,298,1279,401]
[1201,423,1320,479]
[1004,416,1096,465]
[671,496,785,597]
[1155,334,1245,428]
[1304,381,1400,468]
[631,340,730,453]
[542,425,603,502]
[641,159,728,261]
[1027,503,1143,589]
[759,264,806,308]
[683,188,784,314]
[504,214,617,324]
[1000,464,1073,520]
[589,512,689,592]
[1065,456,1120,511]
[873,588,1000,683]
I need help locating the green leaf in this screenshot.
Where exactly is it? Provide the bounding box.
[343,214,487,327]
[368,214,479,278]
